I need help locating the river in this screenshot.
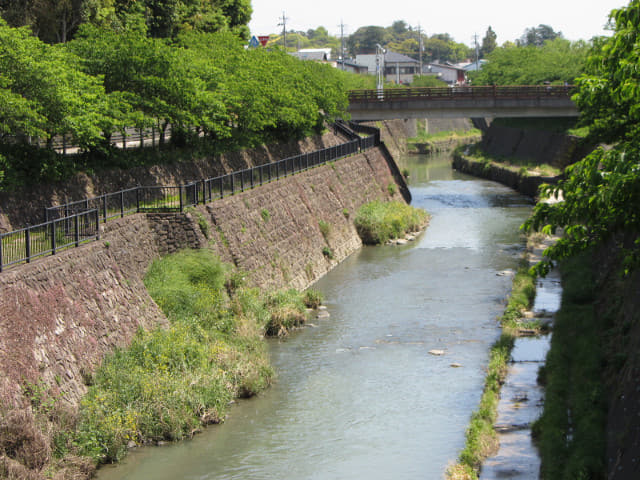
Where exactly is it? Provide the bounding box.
[97,151,533,480]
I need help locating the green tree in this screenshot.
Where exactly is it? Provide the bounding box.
[518,24,562,47]
[0,19,110,146]
[524,1,640,275]
[480,26,497,57]
[470,38,589,85]
[347,25,387,55]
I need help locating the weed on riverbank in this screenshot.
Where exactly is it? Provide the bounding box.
[72,250,313,464]
[354,200,429,245]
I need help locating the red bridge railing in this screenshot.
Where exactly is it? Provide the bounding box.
[348,85,574,103]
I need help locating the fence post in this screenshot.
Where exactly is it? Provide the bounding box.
[240,171,244,192]
[219,177,224,199]
[120,191,125,218]
[75,214,80,247]
[25,228,31,263]
[95,210,100,240]
[102,196,107,223]
[0,234,3,272]
[136,187,140,212]
[231,174,235,195]
[179,185,184,211]
[51,221,57,255]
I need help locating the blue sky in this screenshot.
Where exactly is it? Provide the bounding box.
[249,0,627,46]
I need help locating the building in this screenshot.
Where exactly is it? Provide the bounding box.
[424,63,467,85]
[334,59,369,74]
[290,48,332,61]
[356,51,420,84]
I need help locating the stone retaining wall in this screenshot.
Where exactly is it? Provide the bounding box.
[0,145,404,409]
[480,124,593,169]
[452,152,560,198]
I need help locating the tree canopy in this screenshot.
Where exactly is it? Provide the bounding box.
[470,38,590,85]
[0,0,253,42]
[0,20,352,188]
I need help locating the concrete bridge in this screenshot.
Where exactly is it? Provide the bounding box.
[348,85,579,121]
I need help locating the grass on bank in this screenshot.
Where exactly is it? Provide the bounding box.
[447,255,537,480]
[66,249,319,465]
[353,200,429,245]
[532,251,607,479]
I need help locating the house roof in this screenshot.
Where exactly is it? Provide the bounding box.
[290,51,328,61]
[383,51,419,64]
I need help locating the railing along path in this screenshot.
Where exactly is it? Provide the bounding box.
[0,122,378,272]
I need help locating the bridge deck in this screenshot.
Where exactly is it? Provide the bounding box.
[348,85,579,120]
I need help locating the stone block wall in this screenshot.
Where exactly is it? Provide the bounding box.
[0,145,405,409]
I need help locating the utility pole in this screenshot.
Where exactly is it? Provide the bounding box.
[473,33,480,70]
[278,12,288,50]
[416,24,424,76]
[339,20,346,70]
[376,43,385,98]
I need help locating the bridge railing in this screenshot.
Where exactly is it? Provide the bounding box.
[349,85,573,103]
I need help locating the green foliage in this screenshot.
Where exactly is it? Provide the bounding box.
[354,200,429,245]
[303,289,323,309]
[517,24,563,47]
[453,333,514,478]
[75,249,309,464]
[322,246,334,259]
[318,220,330,241]
[0,23,351,189]
[261,208,271,222]
[573,1,640,145]
[386,182,397,196]
[499,265,537,330]
[410,75,447,87]
[470,38,590,85]
[523,146,640,276]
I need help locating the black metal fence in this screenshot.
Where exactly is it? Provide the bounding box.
[2,123,378,273]
[0,210,100,272]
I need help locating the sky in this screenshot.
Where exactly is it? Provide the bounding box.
[249,0,628,47]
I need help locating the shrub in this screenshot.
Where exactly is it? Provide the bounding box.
[303,289,323,309]
[354,200,429,245]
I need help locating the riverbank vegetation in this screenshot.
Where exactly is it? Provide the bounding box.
[353,200,429,245]
[5,250,321,477]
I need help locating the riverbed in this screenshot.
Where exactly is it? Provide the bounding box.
[97,151,533,480]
